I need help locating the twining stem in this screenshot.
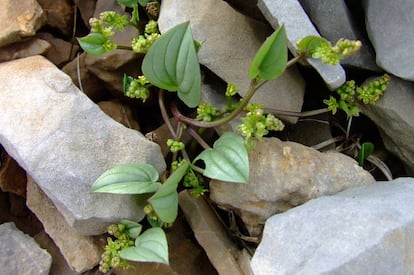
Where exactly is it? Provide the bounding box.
[263,107,330,118]
[172,79,260,128]
[186,127,211,150]
[158,90,177,139]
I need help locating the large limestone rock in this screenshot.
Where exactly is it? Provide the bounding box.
[359,76,414,175]
[158,0,305,124]
[364,0,414,80]
[258,0,346,90]
[0,0,45,47]
[0,56,166,235]
[0,222,52,275]
[251,177,414,274]
[210,137,374,236]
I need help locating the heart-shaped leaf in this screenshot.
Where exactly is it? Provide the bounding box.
[78,33,108,56]
[142,21,201,108]
[91,163,161,194]
[120,227,168,264]
[249,25,287,81]
[148,161,190,223]
[120,220,143,239]
[194,132,249,183]
[297,35,330,56]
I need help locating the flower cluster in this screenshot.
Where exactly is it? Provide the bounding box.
[312,39,361,65]
[196,103,219,122]
[124,75,151,101]
[183,169,207,197]
[237,103,284,150]
[132,20,160,53]
[167,139,185,153]
[99,223,134,273]
[324,74,390,117]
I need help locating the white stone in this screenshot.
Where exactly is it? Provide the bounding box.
[0,56,166,235]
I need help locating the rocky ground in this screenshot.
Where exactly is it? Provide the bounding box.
[0,0,413,274]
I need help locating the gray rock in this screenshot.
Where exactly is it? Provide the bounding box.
[210,137,374,236]
[36,32,79,66]
[0,0,45,47]
[85,0,140,96]
[251,177,414,274]
[363,0,414,80]
[0,222,52,275]
[358,76,414,175]
[0,38,50,62]
[258,0,346,90]
[0,56,166,235]
[27,177,101,272]
[299,0,378,71]
[158,0,305,124]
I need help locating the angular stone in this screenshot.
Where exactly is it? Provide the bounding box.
[0,56,166,235]
[74,0,96,28]
[210,137,374,236]
[299,0,378,71]
[98,100,141,131]
[258,0,346,90]
[251,177,414,274]
[27,177,102,272]
[36,32,78,66]
[0,0,45,47]
[0,222,52,275]
[159,0,305,124]
[179,190,246,275]
[358,76,414,175]
[37,0,74,37]
[62,52,110,102]
[0,38,50,62]
[364,0,414,80]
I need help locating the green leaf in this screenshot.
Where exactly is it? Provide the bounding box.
[120,227,169,264]
[142,21,201,108]
[78,33,108,56]
[148,161,190,223]
[249,25,287,81]
[91,163,161,194]
[358,142,374,166]
[116,0,138,7]
[120,220,142,239]
[297,35,330,56]
[194,132,249,183]
[123,74,133,94]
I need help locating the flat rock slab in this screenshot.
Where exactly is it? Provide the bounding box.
[251,177,414,274]
[0,222,52,275]
[258,0,346,90]
[0,56,166,235]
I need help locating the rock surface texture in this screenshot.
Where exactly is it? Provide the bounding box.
[158,0,305,124]
[364,0,414,80]
[0,0,45,47]
[251,177,414,274]
[210,137,375,235]
[257,0,345,90]
[0,56,166,235]
[0,222,52,275]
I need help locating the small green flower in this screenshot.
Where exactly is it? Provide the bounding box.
[100,11,129,31]
[124,77,150,102]
[323,96,339,115]
[225,83,238,97]
[357,74,390,104]
[102,39,117,52]
[196,103,219,122]
[311,38,362,65]
[332,39,362,57]
[167,139,185,153]
[145,20,159,34]
[131,33,160,53]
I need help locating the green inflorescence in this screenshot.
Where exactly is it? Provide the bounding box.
[312,39,362,65]
[124,75,151,101]
[99,223,134,273]
[167,139,185,153]
[196,103,219,122]
[131,20,160,53]
[237,103,284,150]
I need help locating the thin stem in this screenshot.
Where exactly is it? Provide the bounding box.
[172,79,259,128]
[286,52,305,68]
[187,127,211,150]
[312,135,346,151]
[158,90,177,139]
[263,107,330,118]
[346,116,353,140]
[190,164,205,175]
[116,45,134,51]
